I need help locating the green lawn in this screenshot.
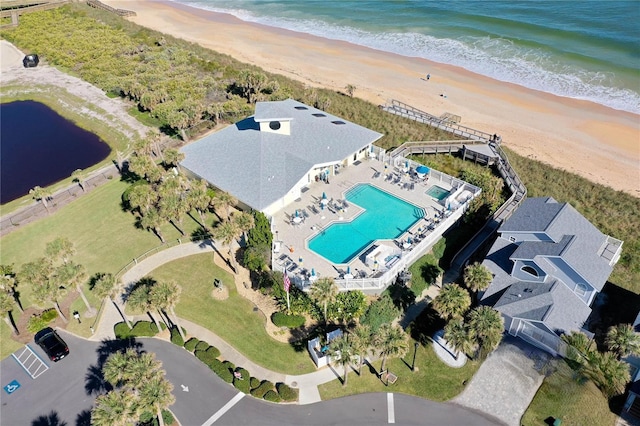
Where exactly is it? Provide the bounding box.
[521,361,617,426]
[0,322,24,359]
[137,253,317,375]
[0,179,214,308]
[319,340,479,401]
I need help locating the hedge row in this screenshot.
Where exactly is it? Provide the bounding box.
[114,321,158,339]
[170,327,184,346]
[182,338,298,402]
[271,312,306,328]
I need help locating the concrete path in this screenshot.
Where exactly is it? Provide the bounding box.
[453,335,548,426]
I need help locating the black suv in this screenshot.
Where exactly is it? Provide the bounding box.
[34,327,69,362]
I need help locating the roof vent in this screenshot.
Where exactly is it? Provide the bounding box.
[524,288,533,293]
[295,106,308,110]
[517,294,522,298]
[312,113,326,118]
[331,120,346,125]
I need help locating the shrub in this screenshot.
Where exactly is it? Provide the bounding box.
[271,312,305,328]
[206,345,221,359]
[233,376,250,393]
[184,337,199,352]
[250,380,274,399]
[195,348,218,366]
[170,327,184,346]
[250,377,260,390]
[360,294,400,333]
[222,360,235,372]
[236,367,250,380]
[263,390,281,402]
[27,309,58,333]
[276,382,298,402]
[210,359,233,383]
[114,321,158,339]
[195,340,210,352]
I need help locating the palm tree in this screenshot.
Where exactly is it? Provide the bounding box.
[56,261,95,315]
[139,374,175,426]
[128,184,158,216]
[127,282,162,332]
[140,208,166,243]
[45,237,75,264]
[443,319,475,359]
[431,283,471,321]
[212,220,241,273]
[91,389,138,426]
[606,324,640,360]
[211,191,237,221]
[468,306,504,359]
[561,331,596,363]
[582,351,630,398]
[186,179,212,226]
[159,193,188,236]
[72,168,86,192]
[374,324,409,374]
[163,148,184,169]
[309,277,338,323]
[328,335,355,387]
[350,324,372,375]
[150,280,185,340]
[0,272,22,313]
[21,260,68,323]
[0,290,19,335]
[232,211,255,244]
[29,186,52,212]
[463,262,493,301]
[91,273,132,329]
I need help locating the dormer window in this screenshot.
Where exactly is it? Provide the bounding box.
[575,283,587,296]
[521,265,539,277]
[269,121,281,130]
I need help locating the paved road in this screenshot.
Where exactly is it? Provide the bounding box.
[1,333,502,426]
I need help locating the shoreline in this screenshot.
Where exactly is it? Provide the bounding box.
[104,0,639,197]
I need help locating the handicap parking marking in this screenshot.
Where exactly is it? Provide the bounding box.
[3,379,21,394]
[11,345,49,379]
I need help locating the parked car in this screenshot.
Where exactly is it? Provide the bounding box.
[34,327,69,362]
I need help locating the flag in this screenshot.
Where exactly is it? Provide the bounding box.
[283,272,291,293]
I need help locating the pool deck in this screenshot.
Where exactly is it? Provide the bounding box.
[272,157,456,282]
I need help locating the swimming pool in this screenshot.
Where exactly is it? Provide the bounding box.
[426,185,450,201]
[308,184,424,264]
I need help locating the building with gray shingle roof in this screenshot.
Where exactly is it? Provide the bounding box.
[480,197,623,356]
[179,99,383,215]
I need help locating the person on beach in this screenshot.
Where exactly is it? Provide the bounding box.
[426,74,431,80]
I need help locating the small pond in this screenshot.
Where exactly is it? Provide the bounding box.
[0,101,111,204]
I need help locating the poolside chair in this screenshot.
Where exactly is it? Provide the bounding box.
[302,209,310,218]
[372,171,381,179]
[410,182,415,191]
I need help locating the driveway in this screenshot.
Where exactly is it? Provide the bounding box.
[453,336,550,426]
[1,332,502,426]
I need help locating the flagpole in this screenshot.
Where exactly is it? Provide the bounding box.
[286,288,290,315]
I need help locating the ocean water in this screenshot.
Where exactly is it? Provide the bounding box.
[174,0,640,114]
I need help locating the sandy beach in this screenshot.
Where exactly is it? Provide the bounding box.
[103,0,639,197]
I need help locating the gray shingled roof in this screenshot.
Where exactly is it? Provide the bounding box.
[500,197,613,290]
[180,99,383,211]
[494,280,592,334]
[499,197,562,232]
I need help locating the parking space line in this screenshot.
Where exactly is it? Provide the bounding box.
[11,345,49,379]
[387,392,395,424]
[201,392,245,426]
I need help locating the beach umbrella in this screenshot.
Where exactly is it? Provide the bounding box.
[295,210,299,217]
[322,192,327,200]
[311,268,316,276]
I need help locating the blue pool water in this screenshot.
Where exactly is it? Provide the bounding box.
[308,184,424,264]
[426,185,449,201]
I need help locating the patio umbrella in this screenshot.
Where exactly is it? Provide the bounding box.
[405,160,409,169]
[347,266,351,275]
[311,268,316,276]
[416,165,429,174]
[299,257,303,266]
[322,192,327,200]
[295,210,300,217]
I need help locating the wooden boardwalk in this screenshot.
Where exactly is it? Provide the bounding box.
[382,99,527,270]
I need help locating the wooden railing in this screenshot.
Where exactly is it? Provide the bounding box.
[86,0,135,17]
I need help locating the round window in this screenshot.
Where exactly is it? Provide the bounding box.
[269,121,281,130]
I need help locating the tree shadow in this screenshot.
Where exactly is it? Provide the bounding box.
[74,410,91,426]
[408,305,445,346]
[387,283,416,312]
[31,411,67,426]
[420,263,441,286]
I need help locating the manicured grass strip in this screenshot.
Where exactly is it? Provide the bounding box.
[521,361,616,426]
[0,322,24,360]
[0,179,212,308]
[318,340,478,402]
[145,254,316,375]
